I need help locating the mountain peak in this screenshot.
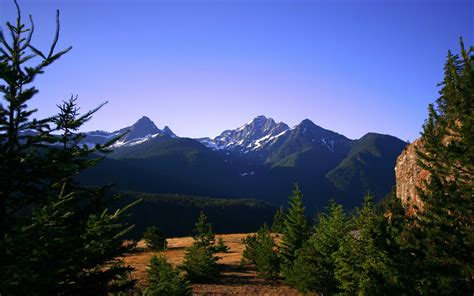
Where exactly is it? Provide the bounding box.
[134,116,155,126]
[163,126,177,138]
[299,119,316,127]
[199,116,290,153]
[254,115,268,120]
[120,116,160,142]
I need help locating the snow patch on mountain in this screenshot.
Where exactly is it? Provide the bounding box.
[198,115,290,154]
[81,116,177,147]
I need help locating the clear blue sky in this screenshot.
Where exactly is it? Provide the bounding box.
[1,0,472,141]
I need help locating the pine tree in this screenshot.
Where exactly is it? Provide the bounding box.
[0,3,137,294]
[143,226,168,251]
[271,206,285,233]
[181,244,220,283]
[181,211,220,282]
[279,184,309,277]
[380,188,420,295]
[242,224,280,279]
[412,38,473,294]
[193,210,215,249]
[144,255,192,296]
[287,200,348,294]
[214,237,230,253]
[334,195,398,295]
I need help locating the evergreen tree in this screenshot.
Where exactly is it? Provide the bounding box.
[143,226,168,251]
[242,224,280,279]
[279,184,309,276]
[181,244,220,283]
[214,237,230,253]
[193,210,215,249]
[271,206,285,233]
[412,38,473,294]
[380,188,420,295]
[241,234,258,265]
[181,211,220,282]
[144,255,192,296]
[0,3,137,294]
[287,200,348,294]
[334,195,398,295]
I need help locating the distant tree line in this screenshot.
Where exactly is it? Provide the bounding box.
[114,191,275,239]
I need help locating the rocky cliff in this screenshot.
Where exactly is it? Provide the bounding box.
[394,138,428,213]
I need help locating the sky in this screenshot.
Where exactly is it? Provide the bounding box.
[1,0,473,141]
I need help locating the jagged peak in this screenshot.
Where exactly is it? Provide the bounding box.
[162,126,177,137]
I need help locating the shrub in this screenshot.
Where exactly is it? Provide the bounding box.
[143,226,168,251]
[144,255,191,296]
[181,244,220,282]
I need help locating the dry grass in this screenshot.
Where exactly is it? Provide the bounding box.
[123,233,300,295]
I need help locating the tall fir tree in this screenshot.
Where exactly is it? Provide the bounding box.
[279,184,309,277]
[287,200,348,294]
[0,2,137,294]
[413,38,473,294]
[334,195,399,295]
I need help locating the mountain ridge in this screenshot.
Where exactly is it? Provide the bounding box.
[79,115,407,209]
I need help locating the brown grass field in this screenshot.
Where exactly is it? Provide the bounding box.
[123,233,301,295]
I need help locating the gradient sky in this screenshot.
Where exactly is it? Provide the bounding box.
[1,0,473,141]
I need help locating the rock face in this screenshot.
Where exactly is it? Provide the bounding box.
[394,138,429,213]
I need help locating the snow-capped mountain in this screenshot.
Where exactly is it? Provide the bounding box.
[198,115,290,154]
[79,114,407,208]
[197,115,353,159]
[81,116,176,147]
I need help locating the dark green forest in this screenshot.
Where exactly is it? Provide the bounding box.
[113,191,275,238]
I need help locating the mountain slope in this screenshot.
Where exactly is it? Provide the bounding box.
[266,119,353,172]
[82,136,245,198]
[325,133,407,207]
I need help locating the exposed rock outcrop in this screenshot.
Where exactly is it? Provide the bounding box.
[394,138,428,213]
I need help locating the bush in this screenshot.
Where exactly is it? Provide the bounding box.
[144,255,191,296]
[181,244,220,282]
[213,237,230,253]
[242,224,280,279]
[143,226,168,251]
